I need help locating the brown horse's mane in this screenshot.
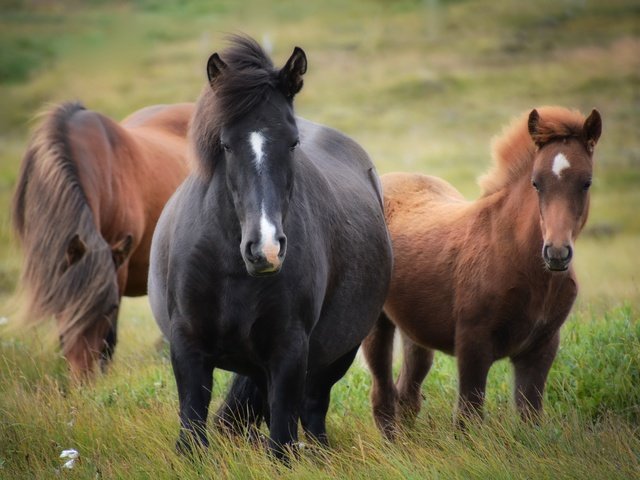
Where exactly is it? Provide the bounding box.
[12,102,116,351]
[190,35,281,180]
[478,106,587,196]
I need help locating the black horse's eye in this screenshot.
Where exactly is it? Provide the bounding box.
[289,139,300,151]
[583,179,592,191]
[220,141,231,152]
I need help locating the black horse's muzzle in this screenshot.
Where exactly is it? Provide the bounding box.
[242,235,287,277]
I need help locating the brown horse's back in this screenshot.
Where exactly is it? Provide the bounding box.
[383,172,466,220]
[382,172,472,354]
[64,104,194,296]
[122,103,193,138]
[120,103,194,294]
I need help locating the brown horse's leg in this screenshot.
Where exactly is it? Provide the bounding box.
[511,332,560,421]
[455,333,493,426]
[361,311,398,440]
[396,333,433,424]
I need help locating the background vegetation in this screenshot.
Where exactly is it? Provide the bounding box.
[0,0,638,478]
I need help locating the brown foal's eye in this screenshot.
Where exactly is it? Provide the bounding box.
[583,179,592,191]
[532,180,540,192]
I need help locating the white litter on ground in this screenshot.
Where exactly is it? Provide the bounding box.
[59,449,79,469]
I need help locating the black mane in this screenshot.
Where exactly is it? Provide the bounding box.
[190,35,282,179]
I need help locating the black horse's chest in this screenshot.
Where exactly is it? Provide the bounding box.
[176,267,313,361]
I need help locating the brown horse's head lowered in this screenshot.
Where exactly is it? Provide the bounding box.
[12,101,191,379]
[528,108,601,271]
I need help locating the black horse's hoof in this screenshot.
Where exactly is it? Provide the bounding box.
[175,432,208,457]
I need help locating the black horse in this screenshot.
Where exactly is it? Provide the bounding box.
[148,36,392,459]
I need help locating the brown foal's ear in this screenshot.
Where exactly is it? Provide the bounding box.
[111,234,133,269]
[278,46,307,99]
[206,53,228,87]
[528,109,544,147]
[64,234,86,270]
[583,109,602,153]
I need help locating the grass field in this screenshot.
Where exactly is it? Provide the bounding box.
[0,0,638,478]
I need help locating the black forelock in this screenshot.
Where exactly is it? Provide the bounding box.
[222,34,274,72]
[191,35,288,179]
[214,35,281,124]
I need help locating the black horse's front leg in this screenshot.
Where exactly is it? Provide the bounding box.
[215,373,268,439]
[170,340,215,454]
[301,345,359,446]
[266,336,308,462]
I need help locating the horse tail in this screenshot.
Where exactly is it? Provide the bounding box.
[11,101,117,355]
[215,374,267,435]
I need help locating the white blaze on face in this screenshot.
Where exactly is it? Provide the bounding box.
[259,204,280,266]
[250,131,265,169]
[552,153,571,178]
[250,131,280,268]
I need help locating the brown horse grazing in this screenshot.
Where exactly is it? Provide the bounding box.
[362,106,602,438]
[12,101,193,379]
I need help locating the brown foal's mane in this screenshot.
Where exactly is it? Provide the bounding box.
[478,106,587,196]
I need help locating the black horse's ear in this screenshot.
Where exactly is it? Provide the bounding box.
[528,109,543,147]
[111,234,133,269]
[207,53,228,86]
[583,109,602,153]
[278,46,307,99]
[64,234,86,270]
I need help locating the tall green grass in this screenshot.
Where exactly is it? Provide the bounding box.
[0,303,638,478]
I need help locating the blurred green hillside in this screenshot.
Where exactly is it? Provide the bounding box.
[1,0,638,307]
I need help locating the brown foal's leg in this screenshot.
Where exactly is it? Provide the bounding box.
[511,332,560,421]
[361,311,399,440]
[455,331,493,427]
[396,333,434,423]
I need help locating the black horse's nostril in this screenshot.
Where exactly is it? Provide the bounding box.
[277,235,287,259]
[244,241,262,264]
